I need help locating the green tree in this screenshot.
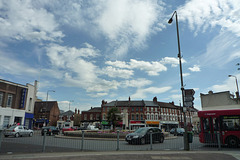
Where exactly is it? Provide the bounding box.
[107,107,122,131]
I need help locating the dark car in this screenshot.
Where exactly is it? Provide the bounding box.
[41,126,60,136]
[125,127,164,145]
[170,128,185,136]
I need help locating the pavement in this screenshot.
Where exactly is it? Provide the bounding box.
[0,151,240,160]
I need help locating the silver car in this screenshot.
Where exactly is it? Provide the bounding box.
[4,125,33,137]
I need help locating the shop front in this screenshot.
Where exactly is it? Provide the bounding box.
[129,120,145,130]
[160,121,179,132]
[146,120,160,128]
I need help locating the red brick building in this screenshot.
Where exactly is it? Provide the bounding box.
[34,101,60,128]
[81,107,101,128]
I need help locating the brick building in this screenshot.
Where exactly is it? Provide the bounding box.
[81,107,101,128]
[34,101,60,128]
[101,97,197,131]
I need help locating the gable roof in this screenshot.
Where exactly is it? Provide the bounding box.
[82,107,101,113]
[60,110,74,116]
[34,101,58,112]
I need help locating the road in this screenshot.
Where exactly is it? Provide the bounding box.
[1,131,239,154]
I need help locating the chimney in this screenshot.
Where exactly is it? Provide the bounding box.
[153,96,157,103]
[75,108,77,114]
[78,109,80,114]
[129,96,131,101]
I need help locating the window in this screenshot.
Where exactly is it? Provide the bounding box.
[147,107,149,111]
[140,114,143,120]
[151,107,153,111]
[140,108,143,112]
[136,108,139,112]
[96,114,100,120]
[132,107,134,112]
[0,92,3,106]
[136,114,139,120]
[7,94,13,107]
[103,114,106,120]
[221,116,240,131]
[155,114,158,120]
[147,114,150,120]
[155,108,158,112]
[84,114,87,120]
[151,114,154,120]
[131,114,135,120]
[90,114,93,120]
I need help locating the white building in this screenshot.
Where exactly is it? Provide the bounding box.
[200,91,240,110]
[0,79,37,129]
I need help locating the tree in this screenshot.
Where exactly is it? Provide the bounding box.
[107,107,122,131]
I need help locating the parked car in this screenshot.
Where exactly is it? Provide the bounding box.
[170,128,185,136]
[125,127,164,145]
[41,126,60,136]
[62,127,77,134]
[4,125,33,138]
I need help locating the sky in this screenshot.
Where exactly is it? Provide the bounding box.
[1,0,240,112]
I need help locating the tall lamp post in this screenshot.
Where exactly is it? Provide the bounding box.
[69,100,74,111]
[228,75,239,101]
[45,90,55,126]
[168,11,189,151]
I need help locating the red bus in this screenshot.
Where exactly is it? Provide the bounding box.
[198,109,240,147]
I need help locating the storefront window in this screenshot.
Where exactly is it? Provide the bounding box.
[7,94,13,108]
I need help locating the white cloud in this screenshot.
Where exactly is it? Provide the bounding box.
[178,0,240,36]
[0,51,38,76]
[101,66,134,79]
[131,86,172,99]
[189,65,201,72]
[122,78,152,88]
[183,73,190,77]
[106,59,168,76]
[0,0,63,42]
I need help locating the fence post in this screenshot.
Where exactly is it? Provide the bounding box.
[150,130,153,150]
[217,131,221,151]
[116,130,119,151]
[42,129,47,152]
[81,130,84,151]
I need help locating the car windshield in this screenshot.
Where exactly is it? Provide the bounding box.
[134,128,148,134]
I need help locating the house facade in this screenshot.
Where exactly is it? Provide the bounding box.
[200,91,240,110]
[81,107,101,128]
[101,97,197,131]
[34,101,60,128]
[0,79,37,129]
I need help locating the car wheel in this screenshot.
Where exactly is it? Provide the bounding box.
[15,133,19,138]
[159,136,164,143]
[29,132,33,137]
[227,136,239,148]
[140,138,145,145]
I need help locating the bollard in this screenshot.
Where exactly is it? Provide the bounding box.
[81,130,84,151]
[42,129,47,152]
[150,130,153,150]
[116,130,119,151]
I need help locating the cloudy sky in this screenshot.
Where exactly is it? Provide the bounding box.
[1,0,240,112]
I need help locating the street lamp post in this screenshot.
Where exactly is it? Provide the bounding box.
[228,75,239,101]
[45,90,55,126]
[168,11,189,151]
[69,100,74,111]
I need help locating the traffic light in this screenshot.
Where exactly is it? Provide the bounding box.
[184,89,195,107]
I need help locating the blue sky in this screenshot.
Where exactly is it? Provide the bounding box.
[1,0,240,112]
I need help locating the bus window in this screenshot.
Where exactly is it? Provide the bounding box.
[221,115,240,131]
[203,118,210,131]
[213,118,219,131]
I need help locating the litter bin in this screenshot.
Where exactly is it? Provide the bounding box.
[187,131,193,143]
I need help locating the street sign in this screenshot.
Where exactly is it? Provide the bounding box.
[184,89,195,107]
